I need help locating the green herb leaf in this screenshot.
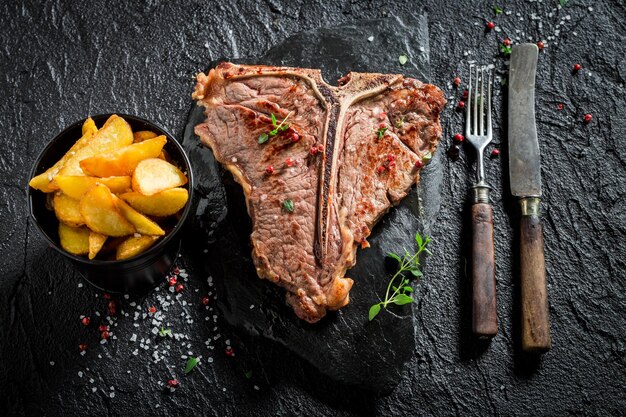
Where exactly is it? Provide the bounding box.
[283,199,294,213]
[279,124,290,131]
[399,54,408,65]
[159,326,172,337]
[244,370,253,379]
[376,127,388,140]
[258,133,269,144]
[271,113,277,126]
[368,303,382,321]
[269,129,278,136]
[500,44,512,57]
[500,77,508,86]
[395,116,405,128]
[422,151,433,163]
[559,0,568,6]
[393,294,414,305]
[494,6,503,15]
[185,357,200,374]
[368,232,431,321]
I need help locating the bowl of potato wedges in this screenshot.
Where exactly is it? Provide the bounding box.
[27,114,193,294]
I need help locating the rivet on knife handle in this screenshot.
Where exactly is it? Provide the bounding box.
[519,197,551,352]
[471,185,498,338]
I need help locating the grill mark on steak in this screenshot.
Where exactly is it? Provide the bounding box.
[193,63,445,323]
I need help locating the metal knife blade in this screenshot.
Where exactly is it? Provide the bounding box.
[508,44,541,197]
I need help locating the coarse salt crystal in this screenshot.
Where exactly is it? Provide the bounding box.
[367,36,374,42]
[92,387,97,393]
[78,371,83,377]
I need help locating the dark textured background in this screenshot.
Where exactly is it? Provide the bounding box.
[1,0,625,416]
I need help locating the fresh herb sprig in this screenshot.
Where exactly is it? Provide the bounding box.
[494,6,503,15]
[375,126,388,140]
[500,44,512,57]
[368,232,431,321]
[258,111,293,144]
[159,326,172,337]
[185,357,200,374]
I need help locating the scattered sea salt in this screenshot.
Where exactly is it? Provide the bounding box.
[367,36,374,42]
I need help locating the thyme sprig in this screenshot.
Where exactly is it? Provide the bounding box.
[368,232,431,321]
[258,111,293,144]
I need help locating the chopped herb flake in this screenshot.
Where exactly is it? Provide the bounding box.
[376,127,388,140]
[283,199,294,213]
[159,327,172,337]
[500,44,512,57]
[185,357,200,374]
[494,6,503,15]
[258,133,269,144]
[398,54,409,65]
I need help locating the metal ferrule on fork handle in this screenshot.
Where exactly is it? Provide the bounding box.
[471,183,491,204]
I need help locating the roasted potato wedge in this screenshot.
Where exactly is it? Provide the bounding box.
[133,130,158,142]
[55,175,131,200]
[58,223,90,255]
[79,183,135,236]
[116,235,159,260]
[88,232,107,260]
[114,197,165,236]
[53,193,84,227]
[120,188,188,217]
[79,136,167,177]
[132,158,188,196]
[55,115,134,178]
[29,118,98,192]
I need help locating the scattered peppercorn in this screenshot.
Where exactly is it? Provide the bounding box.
[148,306,156,314]
[285,157,295,167]
[453,77,461,87]
[462,90,469,99]
[573,63,582,72]
[100,331,110,340]
[537,41,545,50]
[79,344,88,352]
[225,346,235,357]
[486,21,495,30]
[173,267,179,275]
[107,300,117,316]
[81,317,90,326]
[376,165,386,174]
[453,133,465,143]
[290,132,300,142]
[265,165,275,174]
[414,159,424,169]
[388,160,396,169]
[103,293,111,300]
[175,283,184,293]
[557,103,564,110]
[168,277,177,286]
[201,296,210,306]
[387,154,396,162]
[503,38,511,46]
[98,325,109,332]
[584,114,592,123]
[309,146,318,156]
[379,122,387,129]
[457,101,466,110]
[491,149,501,158]
[447,145,460,161]
[167,379,179,388]
[317,144,324,153]
[378,112,387,120]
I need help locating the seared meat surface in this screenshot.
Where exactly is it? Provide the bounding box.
[193,63,445,323]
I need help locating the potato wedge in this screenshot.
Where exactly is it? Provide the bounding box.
[82,117,98,136]
[79,136,167,177]
[114,197,165,236]
[29,117,98,192]
[116,235,159,260]
[53,193,84,227]
[132,158,188,196]
[58,223,90,255]
[55,115,134,178]
[56,176,131,200]
[88,232,107,260]
[79,184,135,236]
[120,188,188,217]
[133,130,158,142]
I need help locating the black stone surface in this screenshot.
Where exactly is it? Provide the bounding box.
[1,0,625,416]
[183,13,440,393]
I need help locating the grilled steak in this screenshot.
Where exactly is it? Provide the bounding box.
[193,63,445,323]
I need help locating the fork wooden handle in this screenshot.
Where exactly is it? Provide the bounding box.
[519,197,551,353]
[471,201,498,338]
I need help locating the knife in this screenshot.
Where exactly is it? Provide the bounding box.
[508,44,552,353]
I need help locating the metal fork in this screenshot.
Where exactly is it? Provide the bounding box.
[466,65,498,339]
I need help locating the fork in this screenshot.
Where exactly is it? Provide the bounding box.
[466,65,498,339]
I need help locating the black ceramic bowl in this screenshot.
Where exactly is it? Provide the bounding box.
[27,114,194,295]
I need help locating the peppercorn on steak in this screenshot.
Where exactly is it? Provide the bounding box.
[193,62,445,323]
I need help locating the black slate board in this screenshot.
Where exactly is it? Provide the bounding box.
[183,13,442,393]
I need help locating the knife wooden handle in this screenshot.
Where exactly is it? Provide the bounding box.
[519,197,552,353]
[471,202,498,338]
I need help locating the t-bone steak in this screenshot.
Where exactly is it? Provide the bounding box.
[193,62,445,323]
